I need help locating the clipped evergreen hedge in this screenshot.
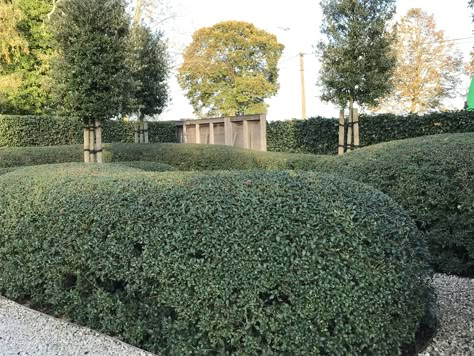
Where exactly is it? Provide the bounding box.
[0,115,177,147]
[0,165,432,355]
[267,111,474,154]
[1,133,472,275]
[314,133,474,276]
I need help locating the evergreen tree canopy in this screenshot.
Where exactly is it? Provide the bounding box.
[177,21,284,118]
[52,0,130,124]
[127,24,169,119]
[318,0,396,109]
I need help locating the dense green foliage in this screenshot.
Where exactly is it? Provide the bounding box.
[127,24,169,119]
[0,115,177,147]
[318,0,396,108]
[2,133,472,276]
[0,0,55,115]
[0,165,432,354]
[314,133,474,276]
[52,0,130,125]
[267,111,474,154]
[177,21,284,117]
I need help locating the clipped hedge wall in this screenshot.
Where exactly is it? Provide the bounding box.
[0,115,177,147]
[1,133,472,276]
[0,165,432,355]
[267,111,474,155]
[314,133,474,276]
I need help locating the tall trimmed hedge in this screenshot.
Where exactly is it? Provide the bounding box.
[1,133,472,276]
[313,133,474,276]
[0,165,432,355]
[267,111,474,154]
[0,115,177,147]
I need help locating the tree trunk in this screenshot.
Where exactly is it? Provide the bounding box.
[89,123,96,163]
[347,98,353,153]
[140,119,145,143]
[353,108,360,150]
[95,119,103,163]
[83,126,90,163]
[144,121,149,144]
[338,109,345,156]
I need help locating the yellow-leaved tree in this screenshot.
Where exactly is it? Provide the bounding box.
[377,8,463,114]
[177,21,284,118]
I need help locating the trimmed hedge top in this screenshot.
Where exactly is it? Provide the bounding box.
[0,166,432,355]
[1,133,472,276]
[314,133,474,276]
[0,115,177,147]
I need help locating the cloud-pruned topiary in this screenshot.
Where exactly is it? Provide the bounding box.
[0,165,432,355]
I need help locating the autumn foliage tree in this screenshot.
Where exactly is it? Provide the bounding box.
[177,21,284,118]
[377,8,463,113]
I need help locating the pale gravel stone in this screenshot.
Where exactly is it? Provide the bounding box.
[418,274,474,356]
[0,296,156,356]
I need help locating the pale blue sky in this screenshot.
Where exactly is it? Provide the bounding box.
[157,0,473,120]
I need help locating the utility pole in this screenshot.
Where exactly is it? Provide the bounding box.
[300,52,307,119]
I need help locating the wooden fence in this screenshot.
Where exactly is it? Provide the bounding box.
[175,114,267,151]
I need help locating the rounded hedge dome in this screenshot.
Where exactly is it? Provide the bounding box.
[0,165,432,355]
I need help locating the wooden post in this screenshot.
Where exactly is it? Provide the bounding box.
[144,121,149,144]
[195,123,200,144]
[347,109,352,153]
[259,114,267,151]
[338,110,345,156]
[224,117,232,146]
[83,126,90,163]
[89,124,96,163]
[95,119,103,163]
[209,123,215,144]
[243,119,250,149]
[353,108,359,150]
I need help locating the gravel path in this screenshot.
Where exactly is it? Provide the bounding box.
[419,274,474,356]
[0,297,156,356]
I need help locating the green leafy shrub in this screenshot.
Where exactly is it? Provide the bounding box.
[0,166,432,355]
[267,111,474,154]
[111,161,177,172]
[313,133,474,276]
[1,133,472,276]
[0,115,177,147]
[0,143,320,170]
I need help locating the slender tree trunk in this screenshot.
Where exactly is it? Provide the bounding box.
[89,123,96,163]
[140,119,145,143]
[353,108,360,150]
[95,119,103,163]
[347,97,353,153]
[338,109,345,156]
[83,125,90,163]
[144,121,149,144]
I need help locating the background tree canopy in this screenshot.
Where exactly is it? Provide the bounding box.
[376,8,463,114]
[177,20,284,118]
[0,0,55,115]
[318,0,396,110]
